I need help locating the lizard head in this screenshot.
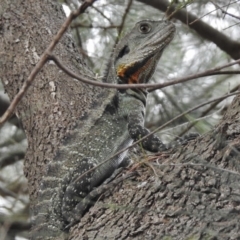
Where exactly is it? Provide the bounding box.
[114,20,175,85]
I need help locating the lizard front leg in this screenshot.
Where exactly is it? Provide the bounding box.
[128,109,199,152]
[128,110,167,152]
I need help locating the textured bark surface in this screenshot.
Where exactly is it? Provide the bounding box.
[1,0,240,239]
[0,0,96,218]
[70,96,240,239]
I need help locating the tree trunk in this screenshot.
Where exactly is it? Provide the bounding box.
[70,96,240,239]
[1,0,240,239]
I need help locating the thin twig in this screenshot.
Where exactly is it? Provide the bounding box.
[0,0,96,127]
[91,5,114,25]
[48,54,240,91]
[211,0,240,21]
[115,0,133,44]
[71,23,120,29]
[177,84,240,137]
[166,0,193,20]
[190,0,240,25]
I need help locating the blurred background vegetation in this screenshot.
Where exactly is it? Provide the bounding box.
[1,0,240,239]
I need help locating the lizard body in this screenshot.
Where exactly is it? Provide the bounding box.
[31,20,175,239]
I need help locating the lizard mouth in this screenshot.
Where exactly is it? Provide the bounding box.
[115,21,175,85]
[116,53,155,84]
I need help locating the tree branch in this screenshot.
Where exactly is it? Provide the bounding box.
[48,54,240,90]
[137,0,240,60]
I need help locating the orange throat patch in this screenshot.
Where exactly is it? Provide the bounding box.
[117,58,152,84]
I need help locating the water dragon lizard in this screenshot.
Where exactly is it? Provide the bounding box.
[31,19,176,239]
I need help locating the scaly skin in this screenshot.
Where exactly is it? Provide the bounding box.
[31,20,175,239]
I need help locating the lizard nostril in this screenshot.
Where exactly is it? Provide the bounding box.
[117,45,130,59]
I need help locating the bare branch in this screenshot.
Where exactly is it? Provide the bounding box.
[0,150,25,169]
[177,84,240,137]
[137,0,240,60]
[210,0,240,21]
[91,5,114,25]
[0,186,27,204]
[48,53,240,91]
[71,23,120,29]
[115,0,133,42]
[189,0,240,25]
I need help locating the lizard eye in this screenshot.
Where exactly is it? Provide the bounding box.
[139,23,151,34]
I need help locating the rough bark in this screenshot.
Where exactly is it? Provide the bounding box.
[0,0,96,230]
[1,0,240,239]
[69,96,240,239]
